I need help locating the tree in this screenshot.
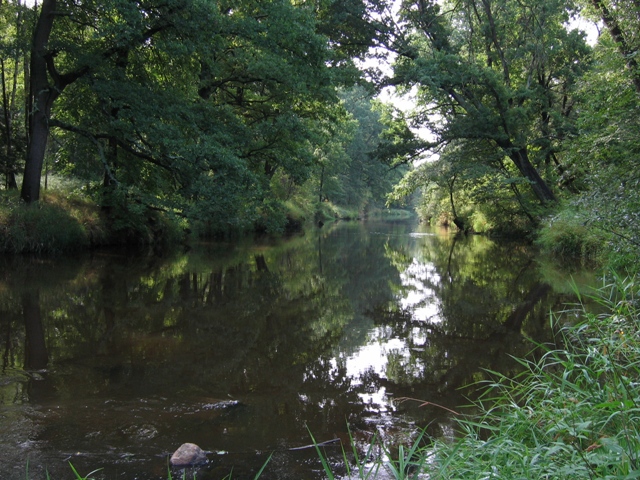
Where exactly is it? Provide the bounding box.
[340,87,406,211]
[22,0,182,203]
[0,0,29,190]
[562,33,640,261]
[19,0,387,237]
[380,0,591,211]
[587,0,640,93]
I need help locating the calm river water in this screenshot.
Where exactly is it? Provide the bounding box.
[0,220,595,479]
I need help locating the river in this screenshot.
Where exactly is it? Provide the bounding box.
[0,220,595,479]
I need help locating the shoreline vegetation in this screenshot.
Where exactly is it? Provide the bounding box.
[0,184,415,255]
[0,179,618,265]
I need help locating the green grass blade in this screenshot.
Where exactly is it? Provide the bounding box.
[253,453,272,479]
[306,425,335,480]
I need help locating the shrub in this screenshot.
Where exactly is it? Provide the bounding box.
[0,200,88,254]
[254,198,288,235]
[537,209,605,261]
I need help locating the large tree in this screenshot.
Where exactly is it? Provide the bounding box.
[587,0,640,93]
[22,0,184,203]
[381,0,591,209]
[20,0,385,226]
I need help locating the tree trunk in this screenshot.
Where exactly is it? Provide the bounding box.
[447,174,467,233]
[507,146,556,204]
[1,56,19,190]
[21,0,58,203]
[318,164,325,203]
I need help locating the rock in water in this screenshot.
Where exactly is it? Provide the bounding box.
[170,443,207,466]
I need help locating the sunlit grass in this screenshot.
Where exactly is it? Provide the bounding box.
[0,185,108,253]
[43,190,109,245]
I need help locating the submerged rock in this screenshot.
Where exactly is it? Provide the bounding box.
[170,442,207,466]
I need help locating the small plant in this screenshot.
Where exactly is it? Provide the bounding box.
[308,423,430,480]
[68,463,102,480]
[167,467,196,480]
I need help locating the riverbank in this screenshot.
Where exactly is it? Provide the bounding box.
[0,187,415,254]
[426,273,639,478]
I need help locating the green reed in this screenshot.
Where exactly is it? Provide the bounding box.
[428,272,640,479]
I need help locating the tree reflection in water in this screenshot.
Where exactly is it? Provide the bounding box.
[0,221,591,479]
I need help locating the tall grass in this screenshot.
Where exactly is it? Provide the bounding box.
[308,423,431,479]
[537,209,605,262]
[428,272,640,479]
[0,190,105,253]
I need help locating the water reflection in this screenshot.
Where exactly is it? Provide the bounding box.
[0,221,589,479]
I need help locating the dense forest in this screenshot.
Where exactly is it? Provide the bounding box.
[0,0,638,264]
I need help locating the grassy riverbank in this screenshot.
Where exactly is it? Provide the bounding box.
[0,189,105,254]
[423,273,639,479]
[0,185,414,254]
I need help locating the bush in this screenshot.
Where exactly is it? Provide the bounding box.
[100,187,184,245]
[537,209,605,261]
[253,198,288,235]
[0,200,89,254]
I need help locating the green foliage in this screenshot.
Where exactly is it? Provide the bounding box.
[429,273,640,479]
[0,194,89,254]
[469,210,492,233]
[367,208,414,220]
[100,186,184,245]
[537,208,605,260]
[382,0,592,225]
[0,0,29,188]
[10,0,387,236]
[392,140,540,234]
[561,35,640,266]
[254,198,288,236]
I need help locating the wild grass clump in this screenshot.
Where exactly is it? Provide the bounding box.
[429,272,640,479]
[308,423,432,480]
[537,209,605,261]
[44,191,108,245]
[0,191,93,254]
